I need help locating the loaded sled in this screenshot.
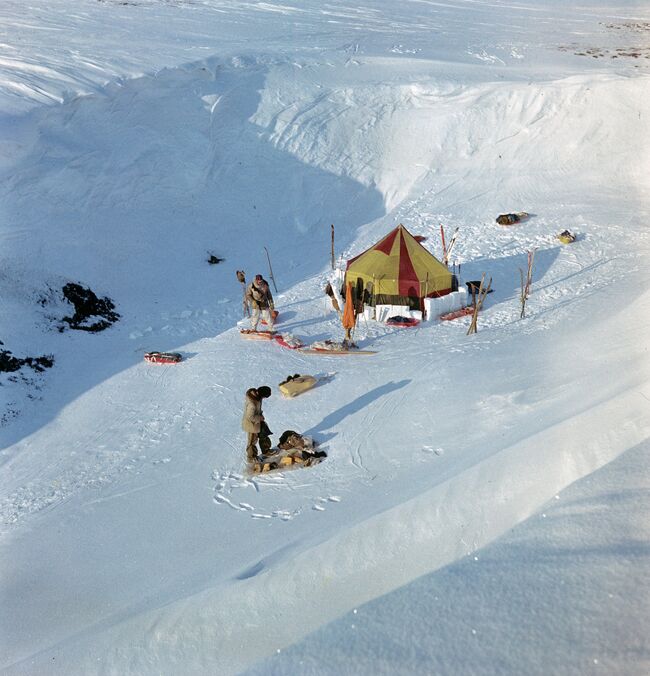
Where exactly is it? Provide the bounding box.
[439,306,474,321]
[299,340,377,356]
[496,212,529,226]
[144,351,182,364]
[557,230,577,244]
[248,431,327,474]
[386,315,420,327]
[278,374,318,397]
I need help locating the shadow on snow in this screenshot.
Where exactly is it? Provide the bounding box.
[0,54,386,450]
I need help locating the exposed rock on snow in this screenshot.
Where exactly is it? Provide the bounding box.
[0,347,54,375]
[60,282,120,333]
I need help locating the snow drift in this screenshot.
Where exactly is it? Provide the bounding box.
[1,1,649,674]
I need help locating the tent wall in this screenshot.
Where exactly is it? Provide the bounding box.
[344,224,453,307]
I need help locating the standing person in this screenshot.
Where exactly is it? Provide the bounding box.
[241,386,272,462]
[245,274,275,332]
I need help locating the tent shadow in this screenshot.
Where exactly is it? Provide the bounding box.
[305,379,411,443]
[459,247,560,308]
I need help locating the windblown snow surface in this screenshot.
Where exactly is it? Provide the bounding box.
[1,1,649,674]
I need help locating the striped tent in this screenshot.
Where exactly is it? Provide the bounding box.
[345,224,453,309]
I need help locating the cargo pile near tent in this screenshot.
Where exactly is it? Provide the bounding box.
[345,224,455,311]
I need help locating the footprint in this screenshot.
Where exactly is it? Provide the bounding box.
[271,510,294,521]
[327,496,341,503]
[312,504,326,512]
[214,494,246,511]
[236,561,265,579]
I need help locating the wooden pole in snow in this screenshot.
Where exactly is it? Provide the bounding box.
[331,224,335,270]
[264,246,278,293]
[467,273,492,335]
[442,227,459,267]
[424,272,429,320]
[440,224,447,262]
[519,248,536,319]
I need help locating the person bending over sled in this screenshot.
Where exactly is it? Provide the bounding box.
[246,274,274,332]
[242,386,272,462]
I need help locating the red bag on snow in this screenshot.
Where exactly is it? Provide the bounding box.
[386,316,420,327]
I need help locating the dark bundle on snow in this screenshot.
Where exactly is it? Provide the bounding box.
[496,213,524,225]
[207,253,225,265]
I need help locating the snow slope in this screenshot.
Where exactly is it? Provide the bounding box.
[248,440,650,676]
[1,1,649,674]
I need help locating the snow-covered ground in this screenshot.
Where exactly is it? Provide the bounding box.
[247,440,650,676]
[1,1,649,674]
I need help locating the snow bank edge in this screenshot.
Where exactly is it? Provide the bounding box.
[14,379,649,676]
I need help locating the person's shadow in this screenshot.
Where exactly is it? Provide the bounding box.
[306,379,411,443]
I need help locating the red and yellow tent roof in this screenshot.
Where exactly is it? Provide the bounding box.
[345,224,452,302]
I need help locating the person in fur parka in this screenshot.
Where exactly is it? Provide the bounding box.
[245,274,275,332]
[241,386,271,461]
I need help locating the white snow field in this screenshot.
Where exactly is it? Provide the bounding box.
[1,1,649,674]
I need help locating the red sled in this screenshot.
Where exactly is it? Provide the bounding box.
[439,307,474,321]
[274,334,304,349]
[261,309,280,325]
[144,351,182,364]
[386,316,420,327]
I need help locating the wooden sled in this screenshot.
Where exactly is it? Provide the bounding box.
[439,306,474,321]
[299,339,377,356]
[279,375,318,398]
[144,351,182,364]
[240,329,276,340]
[496,212,529,226]
[299,348,377,356]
